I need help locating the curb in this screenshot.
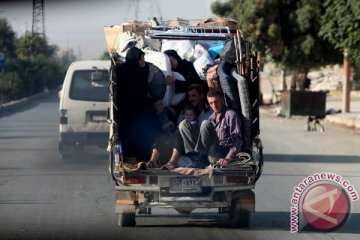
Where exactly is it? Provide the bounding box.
[0,90,56,115]
[325,113,360,131]
[260,105,360,131]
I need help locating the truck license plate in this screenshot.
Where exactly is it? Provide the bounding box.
[91,114,107,122]
[170,178,202,193]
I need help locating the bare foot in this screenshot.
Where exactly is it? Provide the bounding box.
[147,160,159,168]
[147,148,160,168]
[163,161,177,170]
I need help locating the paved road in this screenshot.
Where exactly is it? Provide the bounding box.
[0,93,359,240]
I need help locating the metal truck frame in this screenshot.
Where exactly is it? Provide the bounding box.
[105,20,263,228]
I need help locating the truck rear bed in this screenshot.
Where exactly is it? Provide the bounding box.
[105,17,263,227]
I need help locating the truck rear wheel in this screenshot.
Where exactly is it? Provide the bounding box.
[117,213,136,227]
[230,200,251,228]
[61,153,72,160]
[59,142,73,161]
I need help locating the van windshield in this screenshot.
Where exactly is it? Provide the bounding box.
[69,70,108,102]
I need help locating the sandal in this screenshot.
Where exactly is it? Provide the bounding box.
[147,160,159,168]
[161,161,177,170]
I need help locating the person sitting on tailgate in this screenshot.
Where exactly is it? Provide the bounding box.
[151,96,176,133]
[165,88,243,168]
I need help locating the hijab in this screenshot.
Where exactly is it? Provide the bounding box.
[118,47,152,110]
[163,49,183,65]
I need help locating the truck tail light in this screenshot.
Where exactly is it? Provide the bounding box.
[115,199,134,205]
[123,176,146,184]
[60,109,68,124]
[239,198,255,204]
[226,176,248,184]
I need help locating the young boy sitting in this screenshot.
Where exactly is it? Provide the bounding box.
[152,96,176,133]
[183,104,200,128]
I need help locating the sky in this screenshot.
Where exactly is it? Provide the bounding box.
[0,0,220,60]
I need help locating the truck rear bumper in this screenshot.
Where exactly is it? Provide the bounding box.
[115,184,255,192]
[115,192,255,213]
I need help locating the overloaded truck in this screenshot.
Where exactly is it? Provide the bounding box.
[102,17,263,227]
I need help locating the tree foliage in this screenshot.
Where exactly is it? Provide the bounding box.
[0,18,66,103]
[212,0,342,73]
[0,71,22,102]
[16,34,58,60]
[0,18,16,59]
[319,0,360,67]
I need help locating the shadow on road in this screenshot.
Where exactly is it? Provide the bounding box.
[0,101,40,118]
[131,211,289,229]
[58,150,108,166]
[133,211,360,234]
[299,213,360,234]
[265,154,360,163]
[0,92,59,118]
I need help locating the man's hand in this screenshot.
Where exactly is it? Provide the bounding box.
[165,75,175,85]
[216,158,231,165]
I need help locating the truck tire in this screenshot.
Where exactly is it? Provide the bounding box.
[117,213,136,227]
[59,142,72,160]
[232,70,252,151]
[230,200,251,228]
[61,153,72,160]
[217,60,241,116]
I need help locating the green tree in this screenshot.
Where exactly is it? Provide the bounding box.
[212,0,342,81]
[0,71,22,103]
[16,34,57,60]
[0,18,66,101]
[0,18,16,60]
[319,0,360,67]
[15,34,65,95]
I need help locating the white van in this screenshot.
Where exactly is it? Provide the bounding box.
[59,60,110,159]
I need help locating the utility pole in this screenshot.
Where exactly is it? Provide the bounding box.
[280,68,287,91]
[342,49,351,113]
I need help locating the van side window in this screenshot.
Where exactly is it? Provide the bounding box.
[69,70,108,102]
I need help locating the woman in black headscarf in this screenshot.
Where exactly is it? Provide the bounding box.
[116,47,162,162]
[163,49,205,93]
[163,50,208,115]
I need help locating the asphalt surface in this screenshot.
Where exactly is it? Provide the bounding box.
[0,93,359,240]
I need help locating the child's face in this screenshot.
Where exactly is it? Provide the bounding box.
[153,100,163,113]
[184,109,197,122]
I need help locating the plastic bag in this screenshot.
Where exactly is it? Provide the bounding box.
[161,40,195,61]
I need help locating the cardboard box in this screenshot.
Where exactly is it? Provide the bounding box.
[167,17,190,27]
[104,25,122,53]
[192,17,239,29]
[104,21,151,53]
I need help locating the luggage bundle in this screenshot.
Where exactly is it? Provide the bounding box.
[104,21,152,53]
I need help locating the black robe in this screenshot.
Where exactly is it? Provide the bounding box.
[116,47,161,161]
